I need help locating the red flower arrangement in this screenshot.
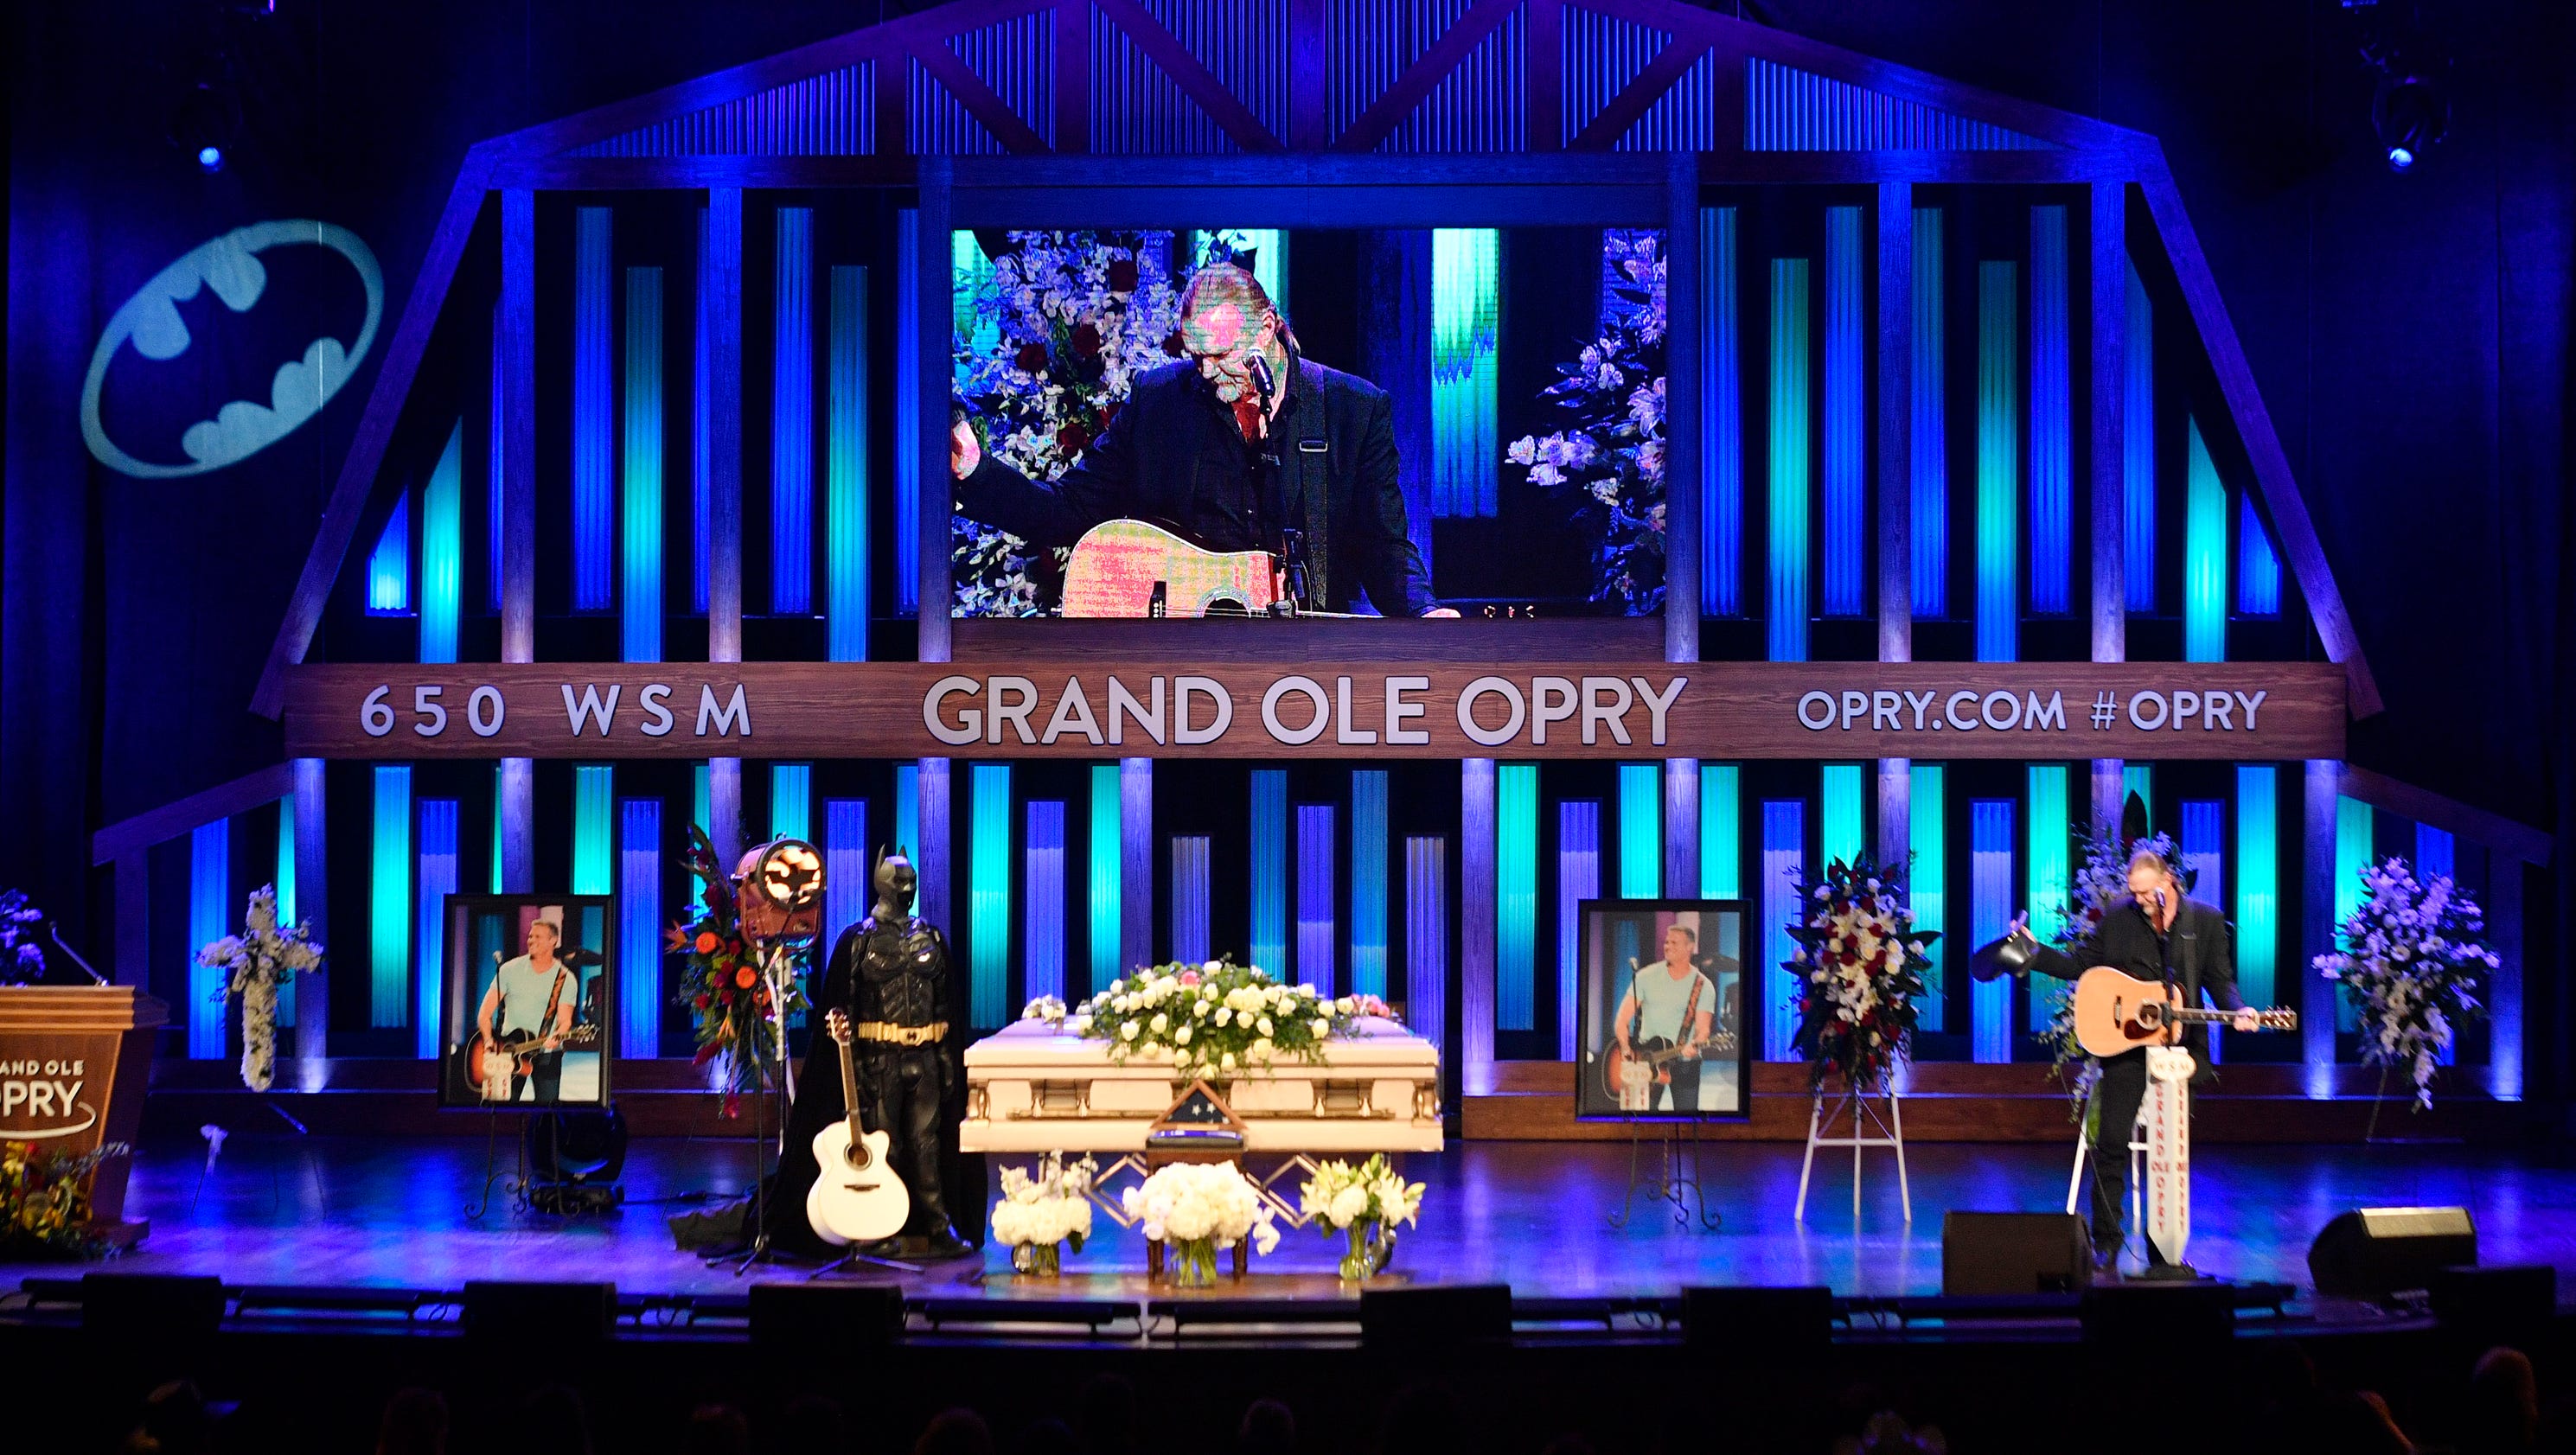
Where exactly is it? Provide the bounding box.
[666,825,809,1113]
[1787,854,1938,1093]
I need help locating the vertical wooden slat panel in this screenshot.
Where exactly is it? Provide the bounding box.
[1460,758,1496,1095]
[291,757,329,1058]
[2486,847,2522,1101]
[705,188,745,665]
[1053,0,1090,154]
[2301,759,2341,1091]
[500,188,540,895]
[1120,757,1153,972]
[1526,0,1563,152]
[2089,182,2126,663]
[1288,0,1326,149]
[916,161,954,662]
[1663,153,1700,665]
[1876,183,1912,662]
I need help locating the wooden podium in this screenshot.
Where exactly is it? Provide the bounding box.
[0,985,166,1228]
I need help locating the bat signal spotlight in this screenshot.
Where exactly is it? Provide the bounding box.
[736,838,825,944]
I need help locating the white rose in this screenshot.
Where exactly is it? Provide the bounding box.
[1149,1013,1168,1033]
[1329,1184,1371,1227]
[1203,960,1224,974]
[1257,1017,1274,1037]
[1214,1007,1233,1027]
[1175,1024,1193,1045]
[1311,1018,1332,1039]
[1122,1023,1140,1041]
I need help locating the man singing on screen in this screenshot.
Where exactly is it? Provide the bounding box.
[951,263,1454,618]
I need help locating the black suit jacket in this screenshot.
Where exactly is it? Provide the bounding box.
[2029,896,2243,1060]
[957,356,1437,616]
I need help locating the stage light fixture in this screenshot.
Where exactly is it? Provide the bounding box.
[195,144,225,173]
[2371,71,2447,172]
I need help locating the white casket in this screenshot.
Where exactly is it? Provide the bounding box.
[960,1016,1443,1156]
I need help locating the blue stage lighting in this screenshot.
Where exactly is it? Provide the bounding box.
[2386,145,2414,171]
[196,144,223,172]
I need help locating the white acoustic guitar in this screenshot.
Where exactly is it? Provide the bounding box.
[806,1009,911,1247]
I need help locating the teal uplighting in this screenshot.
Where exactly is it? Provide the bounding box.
[693,763,712,845]
[1089,764,1122,994]
[1199,229,1288,313]
[1699,763,1741,898]
[2124,262,2157,611]
[1911,207,1948,618]
[969,764,1012,1028]
[2183,418,2229,662]
[824,799,871,960]
[896,763,919,858]
[1968,797,2015,1063]
[951,231,998,380]
[1821,207,1864,616]
[420,423,462,663]
[1617,763,1660,898]
[2124,764,2153,826]
[371,766,411,1030]
[1912,764,1946,1031]
[772,208,814,616]
[365,494,410,615]
[2026,763,2070,1026]
[892,211,919,612]
[770,763,811,843]
[1351,769,1390,999]
[1759,801,1805,1061]
[1497,763,1537,1030]
[1767,257,1812,661]
[2238,493,2281,616]
[1701,207,1742,616]
[623,267,664,663]
[1250,769,1288,974]
[2027,207,2071,616]
[2235,766,2279,1008]
[1820,763,1863,868]
[188,820,229,1059]
[572,207,613,610]
[492,764,508,893]
[1430,228,1499,518]
[827,265,872,662]
[274,797,295,1028]
[1976,260,2019,662]
[572,765,613,895]
[415,800,459,1060]
[2335,794,2373,1032]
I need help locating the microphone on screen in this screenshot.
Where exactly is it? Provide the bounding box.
[1247,353,1275,412]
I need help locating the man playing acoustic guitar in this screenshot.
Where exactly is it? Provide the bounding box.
[474,914,578,1104]
[2010,847,2260,1273]
[952,263,1455,619]
[1610,925,1726,1114]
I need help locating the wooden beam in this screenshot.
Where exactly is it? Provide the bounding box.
[500,757,534,893]
[1526,0,1563,153]
[1665,758,1698,900]
[917,163,955,661]
[250,154,495,718]
[491,156,922,189]
[909,38,1053,154]
[1876,183,1912,664]
[1702,150,2136,186]
[1052,0,1090,155]
[1664,155,1699,665]
[2088,182,2125,665]
[92,763,297,865]
[917,757,953,942]
[1569,29,1718,150]
[501,188,536,665]
[1877,758,1910,870]
[2137,155,2381,717]
[1091,0,1286,152]
[1329,0,1522,154]
[2338,764,2553,866]
[706,189,745,665]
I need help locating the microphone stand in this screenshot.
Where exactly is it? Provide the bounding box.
[1245,353,1309,615]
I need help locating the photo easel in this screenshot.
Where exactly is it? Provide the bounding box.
[1793,1070,1910,1224]
[1608,1113,1720,1231]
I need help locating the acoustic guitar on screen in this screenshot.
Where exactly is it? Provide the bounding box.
[2068,967,2298,1059]
[1061,520,1286,617]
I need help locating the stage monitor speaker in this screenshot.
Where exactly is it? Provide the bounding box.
[749,1282,904,1353]
[1679,1286,1834,1357]
[81,1273,226,1340]
[1941,1212,2094,1295]
[462,1280,616,1346]
[2308,1207,2476,1298]
[1360,1285,1510,1349]
[2080,1283,2234,1350]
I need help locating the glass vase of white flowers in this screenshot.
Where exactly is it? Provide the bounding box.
[1121,1160,1278,1287]
[990,1152,1096,1278]
[1297,1153,1424,1281]
[195,885,325,1093]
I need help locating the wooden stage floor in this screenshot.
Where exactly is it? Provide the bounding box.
[16,1132,2575,1305]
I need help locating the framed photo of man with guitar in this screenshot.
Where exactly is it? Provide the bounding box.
[1574,900,1751,1120]
[437,896,614,1109]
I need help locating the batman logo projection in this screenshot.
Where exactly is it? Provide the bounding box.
[81,220,383,479]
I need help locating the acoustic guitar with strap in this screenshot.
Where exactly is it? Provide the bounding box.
[2067,966,2298,1060]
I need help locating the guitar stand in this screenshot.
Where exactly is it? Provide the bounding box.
[1608,1114,1720,1232]
[807,1245,927,1280]
[464,1105,529,1222]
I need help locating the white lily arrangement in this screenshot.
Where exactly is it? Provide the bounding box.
[990,1152,1097,1274]
[2313,857,2496,1111]
[195,884,325,1093]
[1296,1153,1425,1232]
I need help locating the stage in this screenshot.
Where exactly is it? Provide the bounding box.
[16,1132,2573,1305]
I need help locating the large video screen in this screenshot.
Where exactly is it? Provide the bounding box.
[949,227,1668,621]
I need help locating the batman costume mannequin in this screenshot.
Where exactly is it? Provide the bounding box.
[766,849,977,1258]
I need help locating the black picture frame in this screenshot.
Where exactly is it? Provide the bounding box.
[437,894,616,1110]
[1573,898,1752,1121]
